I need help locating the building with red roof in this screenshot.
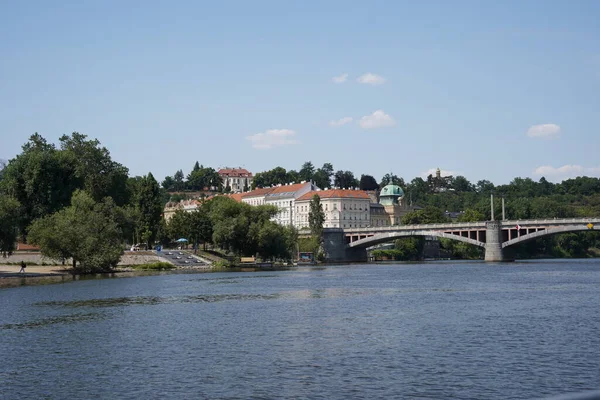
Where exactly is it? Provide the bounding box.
[218,168,253,193]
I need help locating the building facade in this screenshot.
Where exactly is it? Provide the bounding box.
[264,182,318,226]
[218,168,253,193]
[295,189,371,229]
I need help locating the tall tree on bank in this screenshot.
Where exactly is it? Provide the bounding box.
[135,173,163,248]
[308,194,325,258]
[0,195,21,257]
[28,190,123,273]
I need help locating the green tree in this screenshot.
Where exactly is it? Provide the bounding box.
[135,173,163,248]
[0,195,21,257]
[401,206,448,225]
[28,190,123,273]
[458,208,485,222]
[313,163,334,189]
[359,174,379,191]
[173,170,185,191]
[1,134,78,234]
[59,132,129,205]
[380,173,405,188]
[299,161,315,182]
[309,195,325,238]
[162,175,175,191]
[333,170,358,189]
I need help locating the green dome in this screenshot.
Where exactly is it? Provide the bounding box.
[379,184,404,206]
[381,184,404,197]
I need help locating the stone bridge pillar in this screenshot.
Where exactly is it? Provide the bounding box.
[322,229,367,263]
[484,221,504,262]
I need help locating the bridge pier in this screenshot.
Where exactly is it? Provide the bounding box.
[322,229,367,263]
[484,221,504,262]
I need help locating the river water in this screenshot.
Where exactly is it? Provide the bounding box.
[2,260,600,399]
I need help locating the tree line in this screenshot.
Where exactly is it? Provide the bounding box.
[0,133,163,272]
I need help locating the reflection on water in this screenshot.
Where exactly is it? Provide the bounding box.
[1,312,106,330]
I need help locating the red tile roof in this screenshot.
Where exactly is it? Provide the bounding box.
[296,189,371,202]
[218,168,253,177]
[269,182,309,194]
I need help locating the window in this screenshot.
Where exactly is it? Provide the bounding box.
[333,204,337,210]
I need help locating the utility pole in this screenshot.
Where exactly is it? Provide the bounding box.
[490,193,495,221]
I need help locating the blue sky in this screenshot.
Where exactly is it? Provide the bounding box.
[1,0,599,184]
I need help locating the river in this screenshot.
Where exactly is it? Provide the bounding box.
[2,260,600,399]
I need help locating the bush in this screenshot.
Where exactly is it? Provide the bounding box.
[130,262,175,271]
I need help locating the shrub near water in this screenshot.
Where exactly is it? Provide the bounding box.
[130,262,175,271]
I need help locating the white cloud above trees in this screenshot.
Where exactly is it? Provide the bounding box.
[246,129,300,150]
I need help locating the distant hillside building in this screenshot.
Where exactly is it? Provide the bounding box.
[218,168,253,193]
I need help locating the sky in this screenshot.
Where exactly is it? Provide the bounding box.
[1,0,599,185]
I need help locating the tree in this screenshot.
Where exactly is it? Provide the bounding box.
[0,195,20,257]
[286,170,300,184]
[188,208,213,250]
[59,132,129,205]
[452,176,474,192]
[173,170,185,191]
[135,173,163,248]
[313,163,334,189]
[359,174,379,191]
[333,170,358,189]
[308,194,325,241]
[0,134,78,234]
[299,161,315,182]
[401,206,448,225]
[162,176,175,191]
[192,161,200,172]
[380,173,405,188]
[28,190,123,273]
[457,208,485,222]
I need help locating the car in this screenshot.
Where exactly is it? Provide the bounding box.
[178,252,184,255]
[167,252,173,255]
[195,260,203,264]
[176,256,182,259]
[187,256,193,259]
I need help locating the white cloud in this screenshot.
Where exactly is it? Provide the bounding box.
[527,123,561,139]
[358,110,395,129]
[332,73,348,83]
[246,129,300,150]
[533,165,600,181]
[329,117,353,127]
[421,168,457,178]
[357,73,386,85]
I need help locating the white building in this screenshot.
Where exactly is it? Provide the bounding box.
[264,182,319,226]
[218,168,253,193]
[295,189,371,229]
[241,187,274,206]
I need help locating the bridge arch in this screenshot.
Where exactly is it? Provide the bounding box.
[347,230,485,249]
[503,226,596,248]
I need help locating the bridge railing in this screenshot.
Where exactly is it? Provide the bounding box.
[341,218,600,234]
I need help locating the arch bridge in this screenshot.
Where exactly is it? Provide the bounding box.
[321,218,600,262]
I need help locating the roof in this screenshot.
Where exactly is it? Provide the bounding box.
[218,168,253,177]
[296,189,371,202]
[227,187,275,202]
[243,187,275,198]
[229,193,245,202]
